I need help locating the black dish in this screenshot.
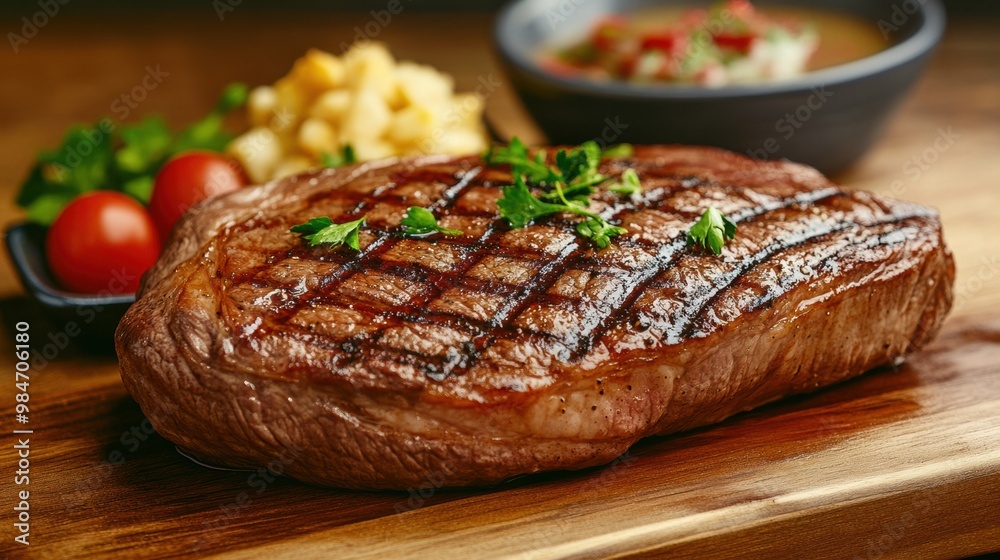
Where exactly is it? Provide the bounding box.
[4,223,134,347]
[494,0,946,174]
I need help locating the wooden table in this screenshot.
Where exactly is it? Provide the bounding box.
[1,10,999,560]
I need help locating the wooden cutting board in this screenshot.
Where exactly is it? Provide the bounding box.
[1,311,999,560]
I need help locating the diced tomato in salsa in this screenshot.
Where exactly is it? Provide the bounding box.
[713,33,755,53]
[592,16,629,51]
[539,57,582,77]
[550,0,816,85]
[639,32,677,53]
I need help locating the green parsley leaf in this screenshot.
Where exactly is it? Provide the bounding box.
[15,123,115,225]
[496,176,568,229]
[320,144,357,168]
[490,138,630,249]
[172,83,248,153]
[546,141,606,205]
[601,144,634,159]
[24,192,76,225]
[121,175,155,204]
[291,216,366,250]
[115,116,173,174]
[496,176,627,248]
[608,169,642,197]
[485,137,559,185]
[400,206,462,237]
[576,217,628,249]
[16,83,248,225]
[686,207,737,255]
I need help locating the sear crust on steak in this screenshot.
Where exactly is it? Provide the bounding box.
[115,146,954,489]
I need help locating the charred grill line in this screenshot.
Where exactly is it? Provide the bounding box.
[443,238,586,377]
[268,167,486,320]
[571,188,847,359]
[674,214,929,343]
[428,166,483,212]
[324,167,523,373]
[686,223,926,337]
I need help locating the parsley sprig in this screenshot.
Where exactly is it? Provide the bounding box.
[608,169,642,197]
[486,138,633,249]
[291,216,366,250]
[16,83,248,225]
[686,207,737,255]
[320,144,357,168]
[400,206,462,237]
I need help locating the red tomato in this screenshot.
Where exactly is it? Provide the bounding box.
[46,191,160,294]
[618,52,639,78]
[149,151,248,241]
[713,33,755,53]
[639,32,677,53]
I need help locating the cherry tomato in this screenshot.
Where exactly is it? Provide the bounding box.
[46,191,160,294]
[149,151,248,241]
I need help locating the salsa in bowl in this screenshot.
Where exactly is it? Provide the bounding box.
[494,0,945,174]
[540,1,888,87]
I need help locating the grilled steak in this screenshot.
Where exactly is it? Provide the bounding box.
[115,146,954,489]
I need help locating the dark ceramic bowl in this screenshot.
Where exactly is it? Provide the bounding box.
[494,0,946,174]
[5,223,134,347]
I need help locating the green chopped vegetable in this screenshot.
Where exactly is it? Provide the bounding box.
[14,83,248,224]
[320,144,357,168]
[608,169,642,197]
[601,144,634,159]
[495,176,570,230]
[686,207,737,255]
[291,216,366,250]
[489,138,631,248]
[495,171,626,249]
[399,206,462,237]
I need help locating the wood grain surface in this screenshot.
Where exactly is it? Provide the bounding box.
[0,9,998,560]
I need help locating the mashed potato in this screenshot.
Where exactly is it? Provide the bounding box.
[228,43,489,183]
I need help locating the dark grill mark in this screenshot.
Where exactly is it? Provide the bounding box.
[567,188,846,358]
[672,215,924,343]
[214,154,934,382]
